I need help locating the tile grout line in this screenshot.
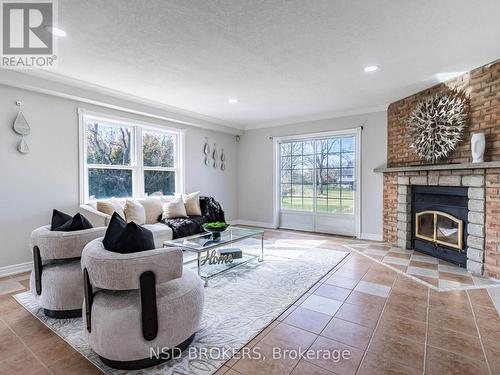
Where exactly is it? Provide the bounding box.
[344,244,500,292]
[466,290,493,375]
[0,304,54,374]
[282,251,372,374]
[285,252,356,375]
[422,287,430,375]
[299,253,371,374]
[354,269,399,374]
[287,255,373,338]
[225,241,352,373]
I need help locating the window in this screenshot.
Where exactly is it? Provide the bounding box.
[279,135,356,215]
[79,111,183,202]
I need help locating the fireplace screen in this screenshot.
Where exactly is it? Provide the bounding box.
[415,210,463,250]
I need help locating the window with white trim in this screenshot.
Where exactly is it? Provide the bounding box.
[79,111,183,202]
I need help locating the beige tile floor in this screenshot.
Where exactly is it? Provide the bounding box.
[345,242,500,293]
[1,229,499,374]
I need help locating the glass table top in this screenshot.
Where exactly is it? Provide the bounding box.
[163,227,264,253]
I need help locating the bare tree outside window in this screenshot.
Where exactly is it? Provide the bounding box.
[84,119,178,200]
[143,132,176,195]
[280,136,355,214]
[86,122,133,199]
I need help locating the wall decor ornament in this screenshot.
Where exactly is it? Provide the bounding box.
[203,137,210,166]
[13,101,30,154]
[220,148,225,171]
[407,90,468,163]
[471,132,486,163]
[212,143,218,169]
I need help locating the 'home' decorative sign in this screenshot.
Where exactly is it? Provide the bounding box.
[200,250,234,266]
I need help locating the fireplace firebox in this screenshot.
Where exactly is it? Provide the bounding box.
[411,186,468,267]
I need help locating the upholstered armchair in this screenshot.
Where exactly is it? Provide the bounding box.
[29,225,106,318]
[81,239,204,370]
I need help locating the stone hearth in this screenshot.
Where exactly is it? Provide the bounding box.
[394,170,485,274]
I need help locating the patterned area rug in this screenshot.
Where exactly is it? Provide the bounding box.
[14,238,348,375]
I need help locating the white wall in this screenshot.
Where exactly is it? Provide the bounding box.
[0,84,238,269]
[0,78,387,271]
[237,111,387,239]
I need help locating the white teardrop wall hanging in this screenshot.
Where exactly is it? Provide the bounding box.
[220,148,225,171]
[13,101,30,154]
[212,143,218,161]
[203,137,210,156]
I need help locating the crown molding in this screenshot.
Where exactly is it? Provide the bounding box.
[243,105,388,130]
[0,69,244,135]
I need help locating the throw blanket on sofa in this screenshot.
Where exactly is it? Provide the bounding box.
[163,216,205,239]
[162,196,226,239]
[199,196,225,223]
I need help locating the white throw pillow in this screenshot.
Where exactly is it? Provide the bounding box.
[184,191,202,216]
[124,200,146,225]
[162,196,188,219]
[97,198,125,219]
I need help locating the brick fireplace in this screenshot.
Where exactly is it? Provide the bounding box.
[380,59,500,279]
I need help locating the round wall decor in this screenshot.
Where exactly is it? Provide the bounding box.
[407,90,468,163]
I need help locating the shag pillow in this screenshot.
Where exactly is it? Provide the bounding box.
[103,212,155,254]
[96,199,125,219]
[124,200,146,225]
[162,196,188,219]
[184,191,202,216]
[50,209,93,231]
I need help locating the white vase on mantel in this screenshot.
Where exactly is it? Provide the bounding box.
[471,132,485,163]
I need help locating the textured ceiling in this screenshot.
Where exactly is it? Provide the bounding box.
[47,0,500,128]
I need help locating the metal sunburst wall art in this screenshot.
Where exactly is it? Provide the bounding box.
[407,90,469,163]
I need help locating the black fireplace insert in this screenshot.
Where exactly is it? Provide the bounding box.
[411,185,468,267]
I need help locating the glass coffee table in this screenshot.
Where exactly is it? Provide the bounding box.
[163,227,264,287]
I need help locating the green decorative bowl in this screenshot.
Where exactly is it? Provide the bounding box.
[202,222,230,233]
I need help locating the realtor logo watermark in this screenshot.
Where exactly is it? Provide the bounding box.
[1,0,58,68]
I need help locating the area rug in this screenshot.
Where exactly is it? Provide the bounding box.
[14,238,348,375]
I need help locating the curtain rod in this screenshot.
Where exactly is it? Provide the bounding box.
[268,125,364,140]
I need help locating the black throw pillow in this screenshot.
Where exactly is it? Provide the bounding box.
[50,209,93,231]
[103,212,155,254]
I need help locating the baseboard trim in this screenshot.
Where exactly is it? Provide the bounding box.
[230,220,277,229]
[0,261,33,277]
[360,233,383,242]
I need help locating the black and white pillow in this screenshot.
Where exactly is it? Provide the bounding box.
[103,212,155,254]
[51,209,93,231]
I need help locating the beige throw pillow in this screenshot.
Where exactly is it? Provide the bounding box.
[97,199,125,219]
[162,196,188,219]
[124,200,146,225]
[138,198,164,224]
[184,191,202,216]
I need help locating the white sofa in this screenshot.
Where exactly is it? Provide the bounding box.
[79,197,174,248]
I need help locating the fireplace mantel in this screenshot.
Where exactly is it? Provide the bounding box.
[374,161,500,173]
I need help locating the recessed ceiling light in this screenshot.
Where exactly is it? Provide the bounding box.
[44,26,67,37]
[228,97,238,103]
[364,65,380,73]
